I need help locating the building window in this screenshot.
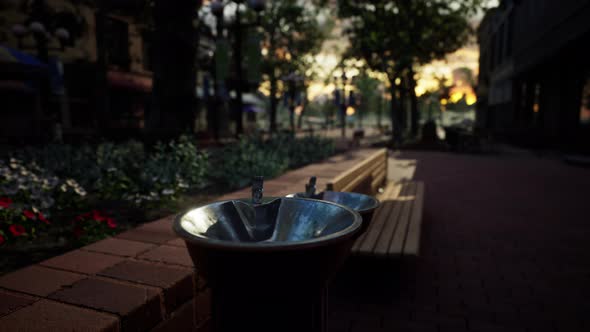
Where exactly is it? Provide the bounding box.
[506,12,514,57]
[580,75,590,125]
[142,30,153,71]
[105,17,130,70]
[490,34,496,71]
[497,23,505,65]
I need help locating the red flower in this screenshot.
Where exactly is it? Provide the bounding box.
[0,197,12,208]
[106,218,117,229]
[38,213,50,225]
[92,210,106,222]
[0,234,5,245]
[9,224,26,237]
[23,210,36,220]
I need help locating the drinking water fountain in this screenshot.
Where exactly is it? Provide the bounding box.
[288,176,380,234]
[173,176,362,332]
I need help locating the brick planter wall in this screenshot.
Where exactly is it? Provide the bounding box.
[0,149,375,331]
[0,216,211,332]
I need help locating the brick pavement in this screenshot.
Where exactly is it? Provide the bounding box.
[328,151,590,332]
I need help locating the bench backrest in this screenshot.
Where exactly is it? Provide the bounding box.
[326,148,387,195]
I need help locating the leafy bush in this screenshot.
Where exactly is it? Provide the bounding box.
[269,134,335,168]
[211,137,290,189]
[211,135,335,190]
[93,141,145,200]
[127,136,209,205]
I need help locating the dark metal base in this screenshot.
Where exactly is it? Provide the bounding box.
[186,239,354,332]
[210,283,328,332]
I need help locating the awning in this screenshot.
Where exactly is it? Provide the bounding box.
[107,70,153,92]
[0,45,48,79]
[0,45,46,67]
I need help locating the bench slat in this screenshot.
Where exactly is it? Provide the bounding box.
[372,183,411,256]
[353,182,400,254]
[371,167,387,193]
[387,182,417,256]
[340,160,382,193]
[402,182,425,256]
[357,198,398,254]
[352,182,397,253]
[328,149,387,192]
[352,198,389,253]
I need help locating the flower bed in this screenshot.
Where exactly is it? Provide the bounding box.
[0,134,335,274]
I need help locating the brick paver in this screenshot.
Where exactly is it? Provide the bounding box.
[49,277,162,331]
[0,290,37,318]
[40,249,126,275]
[0,265,85,297]
[82,237,156,257]
[99,260,194,312]
[329,151,590,332]
[138,244,195,267]
[0,300,119,332]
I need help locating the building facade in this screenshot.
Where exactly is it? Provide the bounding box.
[477,0,590,152]
[0,0,154,141]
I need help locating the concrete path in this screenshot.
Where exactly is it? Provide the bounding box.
[329,151,590,332]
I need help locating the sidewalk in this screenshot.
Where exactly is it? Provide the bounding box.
[328,151,590,332]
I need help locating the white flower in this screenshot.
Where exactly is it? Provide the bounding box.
[162,189,175,195]
[74,187,87,197]
[60,184,68,192]
[66,179,77,187]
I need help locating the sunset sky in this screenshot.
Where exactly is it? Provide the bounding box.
[303,1,498,103]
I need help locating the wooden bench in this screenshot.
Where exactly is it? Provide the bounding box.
[352,181,424,258]
[326,148,388,195]
[326,149,425,258]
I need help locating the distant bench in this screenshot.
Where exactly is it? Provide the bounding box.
[326,148,425,258]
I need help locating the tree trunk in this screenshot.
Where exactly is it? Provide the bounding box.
[269,75,278,133]
[149,0,200,137]
[389,81,401,145]
[407,67,419,137]
[297,99,308,130]
[398,76,407,137]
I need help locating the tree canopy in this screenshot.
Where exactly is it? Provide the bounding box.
[259,0,328,132]
[338,0,486,139]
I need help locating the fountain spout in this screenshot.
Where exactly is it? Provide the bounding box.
[251,176,264,204]
[305,176,317,198]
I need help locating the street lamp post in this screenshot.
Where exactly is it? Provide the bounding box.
[336,70,348,138]
[284,72,303,134]
[211,0,265,136]
[11,1,74,139]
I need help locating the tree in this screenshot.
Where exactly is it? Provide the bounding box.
[353,71,381,128]
[338,0,485,141]
[259,0,327,134]
[148,0,202,136]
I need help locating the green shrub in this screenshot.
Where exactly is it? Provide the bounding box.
[210,135,335,190]
[93,140,145,200]
[211,137,289,189]
[128,135,209,205]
